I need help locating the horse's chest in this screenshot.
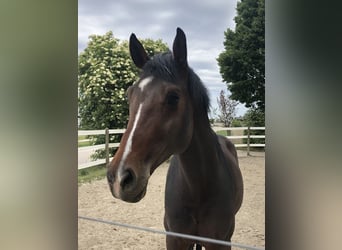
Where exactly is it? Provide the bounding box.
[164,161,236,235]
[165,198,233,237]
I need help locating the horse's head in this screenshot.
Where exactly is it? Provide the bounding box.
[107,28,195,202]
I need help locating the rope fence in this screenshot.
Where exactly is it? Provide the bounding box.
[78,215,264,250]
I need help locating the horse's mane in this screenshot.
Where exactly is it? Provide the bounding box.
[141,52,210,115]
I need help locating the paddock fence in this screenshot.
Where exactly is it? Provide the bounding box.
[78,215,265,250]
[78,126,265,170]
[78,127,265,249]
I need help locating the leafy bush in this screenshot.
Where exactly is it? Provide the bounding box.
[241,108,265,147]
[78,31,169,160]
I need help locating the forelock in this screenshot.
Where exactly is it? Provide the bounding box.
[141,52,178,82]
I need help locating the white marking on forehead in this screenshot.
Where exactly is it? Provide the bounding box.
[118,103,144,172]
[138,76,153,92]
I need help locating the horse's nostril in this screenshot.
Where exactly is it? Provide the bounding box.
[120,169,136,191]
[107,171,115,185]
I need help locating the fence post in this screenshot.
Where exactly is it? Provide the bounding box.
[247,126,251,156]
[105,128,109,165]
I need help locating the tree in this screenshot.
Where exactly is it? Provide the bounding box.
[217,0,265,112]
[243,107,265,127]
[241,107,265,146]
[78,32,168,160]
[78,31,168,130]
[217,90,239,127]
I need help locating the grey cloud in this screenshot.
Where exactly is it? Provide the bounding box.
[78,0,244,115]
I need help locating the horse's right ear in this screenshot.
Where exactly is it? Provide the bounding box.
[129,33,149,68]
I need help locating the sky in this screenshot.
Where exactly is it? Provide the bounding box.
[78,0,248,117]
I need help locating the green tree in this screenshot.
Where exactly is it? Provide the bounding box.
[243,108,265,127]
[78,31,168,130]
[217,0,265,111]
[242,107,265,147]
[78,32,168,160]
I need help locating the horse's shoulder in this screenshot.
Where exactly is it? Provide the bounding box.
[216,135,243,212]
[217,135,238,161]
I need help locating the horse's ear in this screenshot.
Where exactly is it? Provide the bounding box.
[129,33,149,68]
[172,27,188,74]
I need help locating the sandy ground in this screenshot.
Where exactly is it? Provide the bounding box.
[78,151,264,249]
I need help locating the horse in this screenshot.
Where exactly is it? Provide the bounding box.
[107,27,243,250]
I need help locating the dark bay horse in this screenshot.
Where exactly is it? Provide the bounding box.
[107,28,243,250]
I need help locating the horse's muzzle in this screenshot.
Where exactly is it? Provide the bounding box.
[107,168,148,203]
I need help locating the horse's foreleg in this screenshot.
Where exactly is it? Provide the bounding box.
[205,244,231,250]
[166,235,192,250]
[195,243,202,250]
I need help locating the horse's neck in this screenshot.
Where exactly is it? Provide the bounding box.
[176,117,222,193]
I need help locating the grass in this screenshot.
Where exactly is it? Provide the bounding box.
[78,164,107,184]
[78,135,92,147]
[78,140,92,147]
[78,135,87,140]
[216,130,230,136]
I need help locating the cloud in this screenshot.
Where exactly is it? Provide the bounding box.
[78,0,245,115]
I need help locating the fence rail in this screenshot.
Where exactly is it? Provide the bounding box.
[78,127,265,169]
[78,215,264,250]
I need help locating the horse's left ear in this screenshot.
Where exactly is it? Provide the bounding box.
[129,33,149,68]
[172,27,188,74]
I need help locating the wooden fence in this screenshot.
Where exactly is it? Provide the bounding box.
[78,127,265,170]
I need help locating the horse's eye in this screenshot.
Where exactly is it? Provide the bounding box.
[166,92,180,106]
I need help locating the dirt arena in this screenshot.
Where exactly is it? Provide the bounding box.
[78,151,264,249]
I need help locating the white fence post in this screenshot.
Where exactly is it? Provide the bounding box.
[247,126,251,156]
[105,128,109,165]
